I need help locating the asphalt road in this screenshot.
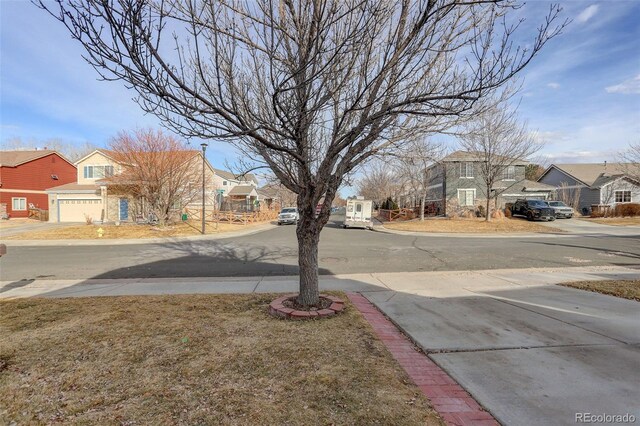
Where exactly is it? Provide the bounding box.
[2,215,639,281]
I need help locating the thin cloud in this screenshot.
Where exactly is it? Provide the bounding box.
[576,5,599,24]
[541,150,615,164]
[547,82,560,89]
[605,74,640,95]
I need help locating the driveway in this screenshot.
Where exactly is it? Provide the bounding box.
[540,217,640,235]
[0,220,79,238]
[363,269,640,426]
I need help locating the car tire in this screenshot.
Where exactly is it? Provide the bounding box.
[277,222,282,226]
[527,212,534,221]
[549,217,556,221]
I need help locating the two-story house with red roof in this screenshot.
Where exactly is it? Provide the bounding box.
[0,150,76,218]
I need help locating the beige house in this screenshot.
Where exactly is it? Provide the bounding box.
[47,149,225,223]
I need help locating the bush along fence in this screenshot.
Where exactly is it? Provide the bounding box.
[183,208,279,225]
[591,203,640,218]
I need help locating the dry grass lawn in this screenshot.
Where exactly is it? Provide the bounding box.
[580,217,640,226]
[4,220,270,240]
[0,294,441,425]
[384,217,563,234]
[561,280,640,302]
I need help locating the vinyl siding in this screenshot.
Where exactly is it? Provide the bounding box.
[0,153,76,217]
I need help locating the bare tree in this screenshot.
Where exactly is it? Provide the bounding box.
[106,129,204,225]
[39,0,565,306]
[393,138,446,220]
[458,104,541,221]
[619,141,640,182]
[356,161,400,208]
[3,137,97,162]
[557,182,582,213]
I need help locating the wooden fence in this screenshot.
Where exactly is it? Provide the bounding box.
[28,208,49,221]
[183,208,279,225]
[377,208,416,222]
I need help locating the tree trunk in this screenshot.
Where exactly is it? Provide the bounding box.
[485,188,491,222]
[420,194,426,221]
[296,209,321,306]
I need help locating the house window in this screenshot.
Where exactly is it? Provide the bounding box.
[503,166,516,180]
[457,189,476,206]
[615,190,631,203]
[12,197,27,211]
[84,165,114,179]
[460,162,474,178]
[223,181,228,186]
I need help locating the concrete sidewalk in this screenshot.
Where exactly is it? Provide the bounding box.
[2,265,639,426]
[1,265,637,299]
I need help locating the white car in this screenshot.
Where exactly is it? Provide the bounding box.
[546,201,574,219]
[277,207,299,225]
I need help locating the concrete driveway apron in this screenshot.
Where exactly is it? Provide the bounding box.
[363,269,640,425]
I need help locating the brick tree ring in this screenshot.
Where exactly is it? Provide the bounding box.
[269,294,345,320]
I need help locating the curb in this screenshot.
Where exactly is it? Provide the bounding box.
[347,292,498,426]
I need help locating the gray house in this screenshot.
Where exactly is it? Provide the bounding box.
[425,151,554,215]
[537,163,640,214]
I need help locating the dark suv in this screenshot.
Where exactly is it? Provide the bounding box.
[511,199,556,221]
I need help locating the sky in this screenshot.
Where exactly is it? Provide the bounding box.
[1,1,639,174]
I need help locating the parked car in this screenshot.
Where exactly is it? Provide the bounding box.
[511,199,556,221]
[545,201,574,219]
[277,207,299,225]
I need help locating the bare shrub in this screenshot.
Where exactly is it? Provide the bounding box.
[613,203,640,217]
[491,210,505,220]
[84,214,93,225]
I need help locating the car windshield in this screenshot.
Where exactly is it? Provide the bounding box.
[548,201,566,207]
[528,200,548,207]
[281,208,296,213]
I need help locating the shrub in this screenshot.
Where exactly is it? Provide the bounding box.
[504,208,512,218]
[491,210,505,219]
[476,205,486,218]
[613,203,640,217]
[84,214,93,225]
[462,209,475,219]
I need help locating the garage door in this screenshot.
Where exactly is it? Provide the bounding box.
[58,199,103,222]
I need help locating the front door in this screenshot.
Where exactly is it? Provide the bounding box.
[119,198,129,221]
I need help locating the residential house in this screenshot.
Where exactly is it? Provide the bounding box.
[0,150,76,218]
[47,149,220,222]
[425,151,555,215]
[538,163,640,214]
[257,183,297,210]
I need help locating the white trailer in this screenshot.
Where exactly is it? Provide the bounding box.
[344,198,373,229]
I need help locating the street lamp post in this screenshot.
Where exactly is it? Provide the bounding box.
[201,142,208,234]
